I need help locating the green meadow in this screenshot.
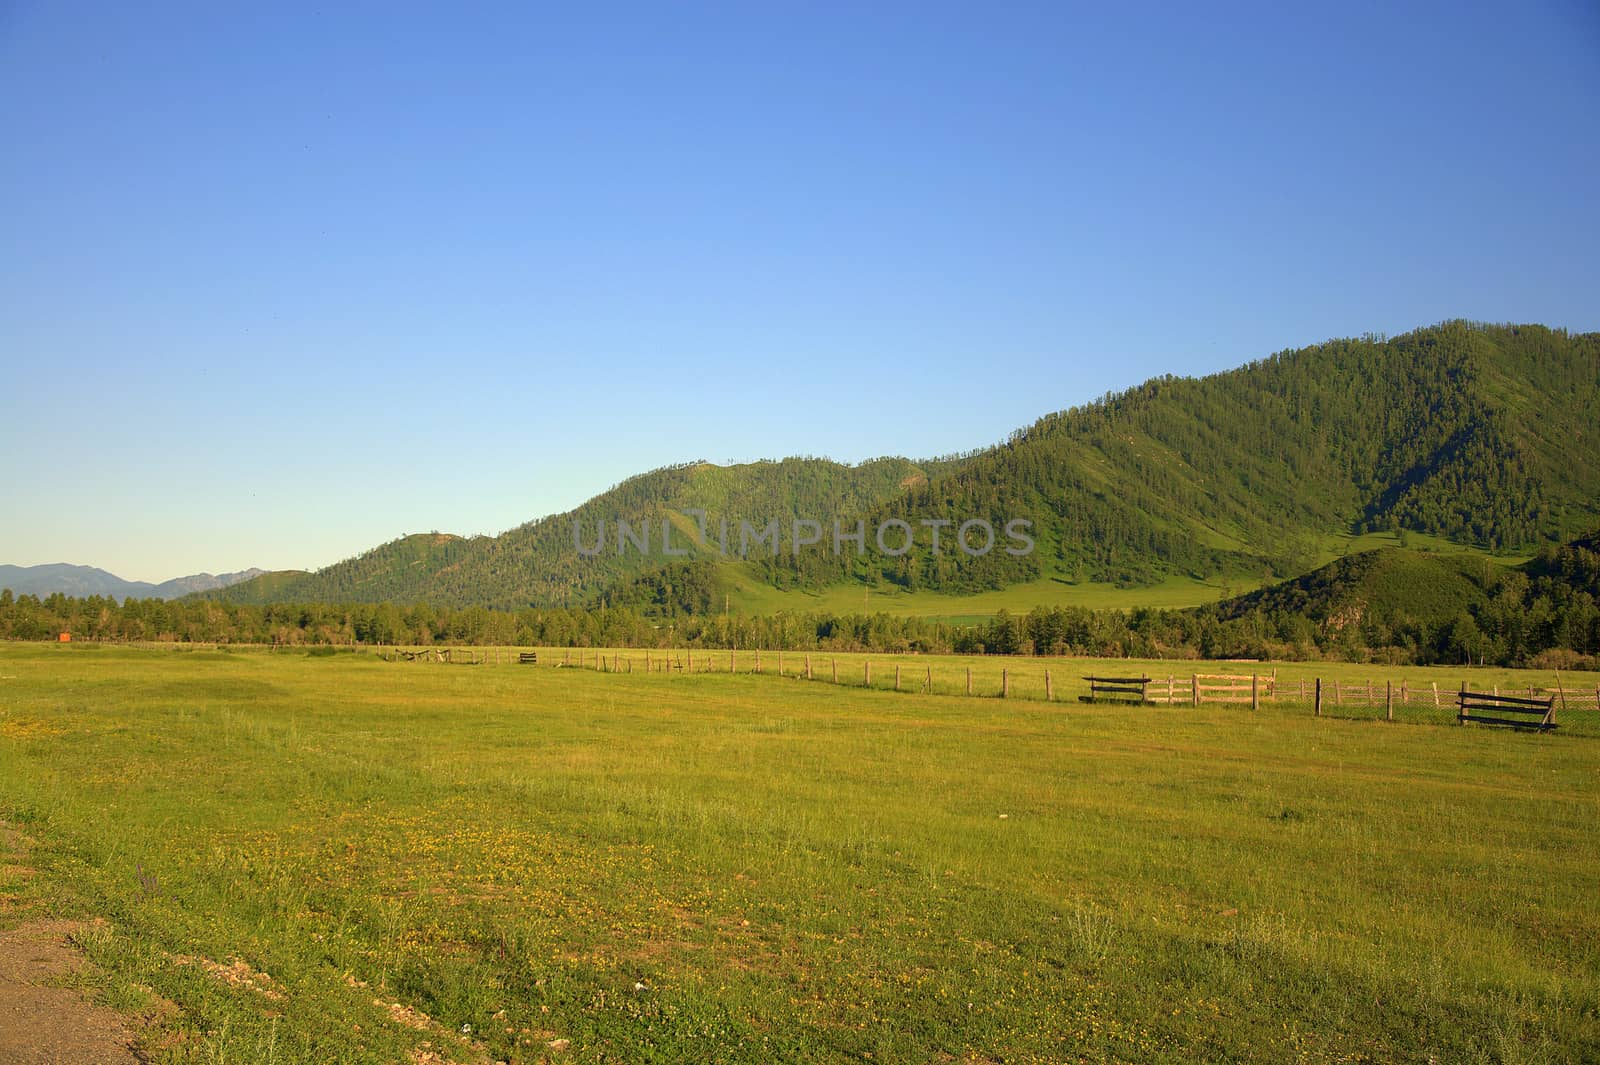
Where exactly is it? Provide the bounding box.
[723,573,1253,623]
[2,643,1598,1063]
[1309,529,1531,569]
[719,531,1529,622]
[547,647,1600,731]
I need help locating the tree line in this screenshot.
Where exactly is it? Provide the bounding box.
[4,535,1597,669]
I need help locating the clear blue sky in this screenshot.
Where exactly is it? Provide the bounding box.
[2,1,1597,582]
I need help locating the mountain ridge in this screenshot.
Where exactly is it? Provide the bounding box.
[203,321,1600,612]
[0,563,268,601]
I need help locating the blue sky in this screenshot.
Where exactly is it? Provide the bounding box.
[2,1,1597,582]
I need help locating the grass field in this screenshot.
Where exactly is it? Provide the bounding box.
[1310,530,1532,569]
[725,574,1257,624]
[721,531,1528,621]
[540,647,1600,731]
[2,644,1598,1063]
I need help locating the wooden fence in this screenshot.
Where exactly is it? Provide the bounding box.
[33,633,1600,735]
[79,640,1596,729]
[1293,678,1600,715]
[372,647,1600,713]
[1139,672,1277,707]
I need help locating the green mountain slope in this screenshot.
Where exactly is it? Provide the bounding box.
[1201,526,1600,665]
[1526,529,1600,600]
[815,321,1597,594]
[211,457,939,609]
[210,322,1600,611]
[1214,548,1497,633]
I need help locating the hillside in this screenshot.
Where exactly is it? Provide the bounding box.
[211,457,939,610]
[638,322,1598,604]
[209,322,1600,612]
[1214,548,1498,634]
[825,322,1597,594]
[1525,528,1600,600]
[1203,526,1600,665]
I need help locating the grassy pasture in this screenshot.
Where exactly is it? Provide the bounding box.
[1310,530,1531,569]
[723,573,1258,622]
[720,531,1529,620]
[1,643,1598,1063]
[544,647,1600,733]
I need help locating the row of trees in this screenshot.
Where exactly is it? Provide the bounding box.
[0,589,961,653]
[5,537,1598,668]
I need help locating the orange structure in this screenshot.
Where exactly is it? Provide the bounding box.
[57,632,71,642]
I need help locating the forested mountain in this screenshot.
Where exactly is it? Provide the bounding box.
[209,457,937,610]
[203,322,1599,611]
[829,321,1597,592]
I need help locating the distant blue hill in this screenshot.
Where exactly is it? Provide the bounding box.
[0,563,266,601]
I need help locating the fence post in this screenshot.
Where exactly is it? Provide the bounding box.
[755,649,761,674]
[1333,678,1341,706]
[1460,680,1467,725]
[1432,682,1439,709]
[1167,675,1174,703]
[832,658,837,684]
[806,654,812,680]
[895,664,900,691]
[688,650,694,672]
[1002,668,1009,698]
[966,667,972,696]
[865,661,871,688]
[1385,680,1393,721]
[1192,674,1199,707]
[1314,677,1322,716]
[1251,673,1259,711]
[1045,669,1053,701]
[730,649,736,674]
[925,666,931,693]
